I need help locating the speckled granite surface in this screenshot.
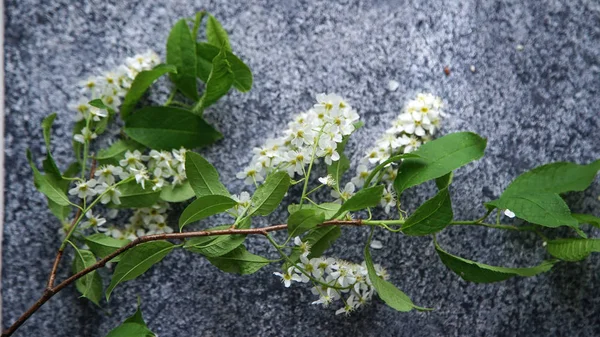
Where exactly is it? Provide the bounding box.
[3,0,600,336]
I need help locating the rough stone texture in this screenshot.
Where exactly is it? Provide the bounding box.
[3,0,600,336]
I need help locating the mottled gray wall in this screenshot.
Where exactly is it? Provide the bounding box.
[3,0,600,336]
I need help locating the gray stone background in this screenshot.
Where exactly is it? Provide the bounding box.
[3,0,600,336]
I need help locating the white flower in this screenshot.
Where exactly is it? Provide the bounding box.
[351,165,371,188]
[147,221,174,235]
[273,267,303,287]
[230,191,251,217]
[294,236,311,257]
[94,183,121,205]
[331,182,356,203]
[316,138,340,165]
[318,175,336,187]
[236,166,264,185]
[130,167,150,189]
[119,150,145,170]
[380,186,396,213]
[81,210,107,231]
[73,127,97,144]
[68,179,98,199]
[95,165,125,185]
[335,296,357,316]
[504,209,516,218]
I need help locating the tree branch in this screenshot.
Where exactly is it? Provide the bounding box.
[2,219,363,336]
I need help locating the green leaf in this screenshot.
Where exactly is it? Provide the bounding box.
[166,19,198,100]
[184,219,251,257]
[179,195,238,230]
[332,185,384,218]
[192,11,206,39]
[434,240,556,283]
[364,154,420,187]
[185,152,230,197]
[42,113,57,149]
[402,187,453,236]
[84,233,130,263]
[96,139,146,165]
[287,209,325,238]
[248,171,290,216]
[206,246,270,275]
[195,48,234,114]
[206,15,231,51]
[486,193,578,228]
[572,213,600,229]
[111,180,161,208]
[48,161,80,221]
[121,64,177,119]
[502,160,600,196]
[124,106,222,150]
[546,238,600,262]
[159,181,195,203]
[287,202,341,220]
[72,247,103,306]
[106,241,175,300]
[394,132,487,195]
[105,323,155,337]
[327,152,350,191]
[435,172,453,189]
[364,244,429,312]
[196,42,253,92]
[26,150,71,206]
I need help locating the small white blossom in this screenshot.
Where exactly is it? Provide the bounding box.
[331,182,356,203]
[318,175,336,187]
[73,127,97,144]
[504,209,516,218]
[81,210,107,231]
[68,179,98,199]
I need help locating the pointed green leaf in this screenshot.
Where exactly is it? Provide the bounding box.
[72,247,103,306]
[364,244,430,312]
[166,19,198,100]
[105,323,155,337]
[287,202,341,220]
[394,132,486,195]
[179,195,237,230]
[185,152,230,197]
[124,106,222,150]
[159,181,195,203]
[184,219,251,257]
[206,246,270,275]
[26,150,71,206]
[121,64,177,119]
[111,180,161,209]
[206,15,231,51]
[249,171,290,216]
[84,233,130,263]
[435,240,556,283]
[332,185,384,218]
[42,113,57,149]
[196,42,253,92]
[195,48,234,114]
[287,209,325,238]
[486,193,577,228]
[546,238,600,262]
[106,241,175,300]
[48,161,80,221]
[435,172,453,189]
[572,213,600,229]
[402,187,453,236]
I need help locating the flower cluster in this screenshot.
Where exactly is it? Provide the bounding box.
[119,148,188,191]
[274,237,388,315]
[71,50,160,144]
[237,94,360,184]
[105,201,174,240]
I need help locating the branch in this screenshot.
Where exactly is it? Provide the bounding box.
[1,219,362,336]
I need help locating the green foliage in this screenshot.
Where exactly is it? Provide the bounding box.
[159,181,195,203]
[179,195,238,230]
[332,185,384,218]
[195,48,234,114]
[166,19,198,100]
[487,160,600,228]
[121,64,177,119]
[106,241,176,300]
[572,213,600,229]
[546,238,600,262]
[434,240,556,283]
[287,209,325,238]
[184,219,251,257]
[288,226,341,264]
[364,242,429,312]
[248,171,291,216]
[48,161,80,221]
[123,106,222,150]
[402,187,453,236]
[206,246,270,275]
[84,233,130,263]
[111,180,161,208]
[394,132,487,195]
[95,139,146,166]
[205,15,231,51]
[196,42,252,92]
[287,203,341,220]
[364,153,420,187]
[105,304,156,337]
[26,149,71,207]
[72,246,103,306]
[185,152,230,197]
